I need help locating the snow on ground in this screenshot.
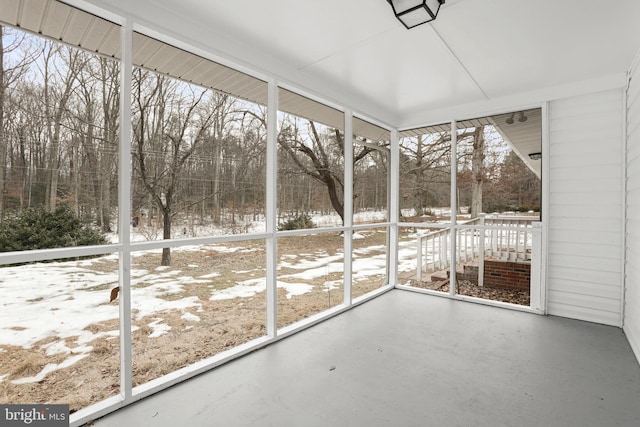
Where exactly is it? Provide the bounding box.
[0,233,423,384]
[208,277,314,301]
[0,257,206,383]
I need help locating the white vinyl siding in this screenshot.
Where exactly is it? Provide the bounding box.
[625,54,640,362]
[548,89,624,326]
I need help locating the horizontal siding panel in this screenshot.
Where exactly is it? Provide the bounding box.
[551,139,622,156]
[547,278,621,300]
[627,102,640,123]
[550,266,621,286]
[549,114,622,133]
[547,241,621,260]
[550,155,621,169]
[549,217,622,232]
[550,191,621,207]
[626,243,640,264]
[625,58,640,363]
[548,229,622,246]
[548,290,621,315]
[551,178,621,193]
[628,193,640,207]
[630,146,640,162]
[548,89,623,325]
[627,157,640,176]
[550,126,622,144]
[550,206,622,220]
[548,302,621,326]
[547,253,621,274]
[550,164,621,181]
[627,218,640,232]
[551,90,623,113]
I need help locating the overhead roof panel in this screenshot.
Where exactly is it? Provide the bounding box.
[39,0,70,39]
[16,0,48,31]
[221,77,268,106]
[62,10,96,46]
[80,17,118,54]
[354,117,389,142]
[400,117,495,138]
[279,88,344,130]
[1,0,121,57]
[137,42,180,71]
[169,55,203,79]
[0,0,391,138]
[131,32,162,65]
[94,24,120,57]
[0,0,20,24]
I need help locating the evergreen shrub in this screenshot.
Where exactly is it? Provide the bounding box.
[278,213,315,231]
[0,206,107,253]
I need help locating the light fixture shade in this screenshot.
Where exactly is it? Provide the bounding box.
[528,152,542,161]
[388,0,445,29]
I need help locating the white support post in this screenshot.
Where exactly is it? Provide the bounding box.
[343,110,353,305]
[530,222,543,311]
[478,213,485,287]
[389,128,400,287]
[266,80,278,336]
[440,231,447,270]
[540,100,551,314]
[416,234,423,283]
[449,120,457,295]
[118,16,133,402]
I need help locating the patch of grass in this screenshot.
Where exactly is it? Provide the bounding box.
[9,353,47,380]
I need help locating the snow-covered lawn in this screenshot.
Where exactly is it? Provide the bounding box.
[0,233,421,385]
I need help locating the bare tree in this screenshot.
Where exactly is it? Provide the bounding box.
[400,130,476,216]
[133,70,216,265]
[470,126,485,218]
[278,119,379,224]
[40,41,86,211]
[0,26,36,219]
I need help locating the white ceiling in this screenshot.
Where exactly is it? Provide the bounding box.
[79,0,640,128]
[62,0,640,128]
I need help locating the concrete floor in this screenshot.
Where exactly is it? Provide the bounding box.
[93,290,640,427]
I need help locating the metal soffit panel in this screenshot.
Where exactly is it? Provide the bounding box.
[399,117,494,138]
[0,0,390,142]
[131,31,269,107]
[490,109,542,178]
[0,0,269,104]
[399,109,542,177]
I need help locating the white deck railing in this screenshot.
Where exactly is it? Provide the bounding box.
[415,214,539,283]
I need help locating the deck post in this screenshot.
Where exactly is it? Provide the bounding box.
[478,213,486,287]
[416,234,423,283]
[530,221,543,311]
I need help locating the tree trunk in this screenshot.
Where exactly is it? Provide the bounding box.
[212,140,222,225]
[161,205,171,266]
[471,126,485,218]
[0,28,6,220]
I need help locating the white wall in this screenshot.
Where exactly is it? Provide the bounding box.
[547,89,625,326]
[625,54,640,361]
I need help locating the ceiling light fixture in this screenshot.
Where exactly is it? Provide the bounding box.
[387,0,446,29]
[528,152,542,160]
[506,111,527,124]
[506,113,515,124]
